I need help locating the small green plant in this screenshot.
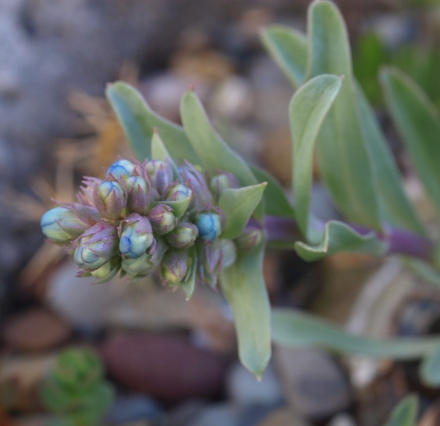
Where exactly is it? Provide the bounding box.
[39,348,114,426]
[40,1,440,413]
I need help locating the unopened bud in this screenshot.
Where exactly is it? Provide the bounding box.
[119,213,154,258]
[235,226,263,250]
[121,240,167,278]
[166,222,198,249]
[148,204,176,235]
[219,239,237,269]
[73,222,118,270]
[179,163,212,207]
[209,172,240,198]
[165,183,192,202]
[196,213,222,242]
[125,176,150,215]
[90,257,120,283]
[145,160,173,196]
[106,159,135,180]
[161,249,192,285]
[94,181,126,220]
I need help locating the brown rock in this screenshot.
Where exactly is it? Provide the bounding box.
[2,307,71,352]
[100,333,230,403]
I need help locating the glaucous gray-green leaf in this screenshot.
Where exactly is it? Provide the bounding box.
[250,165,295,219]
[106,82,199,163]
[157,198,191,220]
[294,220,387,262]
[180,247,197,301]
[307,0,382,230]
[218,183,267,240]
[180,90,264,220]
[420,344,440,386]
[151,132,179,176]
[385,395,418,426]
[290,74,342,242]
[272,308,440,358]
[220,242,271,378]
[406,258,440,289]
[261,25,308,88]
[356,84,425,236]
[381,67,440,218]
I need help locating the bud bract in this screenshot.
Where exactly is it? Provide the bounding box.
[235,226,263,250]
[196,213,222,242]
[73,222,118,270]
[165,183,192,202]
[94,181,126,220]
[119,213,154,258]
[77,177,102,207]
[209,172,240,198]
[179,162,212,207]
[121,240,167,278]
[166,222,198,249]
[148,204,176,235]
[145,160,173,196]
[125,176,150,215]
[106,159,135,180]
[161,249,192,285]
[41,205,98,243]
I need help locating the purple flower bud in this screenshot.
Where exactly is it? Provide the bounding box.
[126,176,150,215]
[73,222,118,270]
[235,226,263,250]
[93,181,127,220]
[179,162,212,207]
[121,239,168,278]
[119,213,154,258]
[41,204,100,243]
[165,183,192,202]
[144,160,173,196]
[148,204,177,235]
[161,249,192,286]
[165,222,198,249]
[209,172,240,198]
[196,213,222,242]
[106,159,135,180]
[77,177,103,207]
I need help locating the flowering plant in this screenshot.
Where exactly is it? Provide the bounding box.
[41,0,440,397]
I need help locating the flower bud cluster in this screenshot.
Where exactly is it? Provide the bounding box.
[41,158,263,288]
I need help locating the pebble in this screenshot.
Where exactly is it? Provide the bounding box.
[105,394,162,424]
[2,307,71,352]
[100,333,230,403]
[257,407,311,426]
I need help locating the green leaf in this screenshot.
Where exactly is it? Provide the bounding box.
[106,81,199,163]
[220,242,271,378]
[406,258,440,289]
[356,84,425,235]
[151,132,179,176]
[261,25,308,88]
[250,165,295,218]
[420,344,440,386]
[381,67,440,218]
[385,395,418,426]
[290,74,342,241]
[180,247,197,301]
[294,220,387,262]
[218,183,267,240]
[159,197,191,220]
[180,90,263,219]
[272,308,440,358]
[307,0,382,230]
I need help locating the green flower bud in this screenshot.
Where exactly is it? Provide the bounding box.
[235,226,263,250]
[165,222,198,249]
[148,204,176,235]
[209,172,240,198]
[220,239,237,269]
[119,213,154,258]
[196,213,222,242]
[90,257,121,283]
[160,249,192,286]
[165,183,192,202]
[106,159,135,180]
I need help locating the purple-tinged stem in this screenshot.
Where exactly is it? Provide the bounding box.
[264,215,434,262]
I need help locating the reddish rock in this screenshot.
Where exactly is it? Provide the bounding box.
[100,333,230,403]
[2,307,71,352]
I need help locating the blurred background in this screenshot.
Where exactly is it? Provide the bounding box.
[2,0,440,425]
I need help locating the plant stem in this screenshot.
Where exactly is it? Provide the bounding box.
[264,215,434,262]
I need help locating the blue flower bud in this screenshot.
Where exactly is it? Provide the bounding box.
[106,159,135,180]
[165,222,198,249]
[148,204,176,235]
[119,213,154,258]
[126,176,151,215]
[144,160,173,196]
[121,240,167,279]
[160,249,192,286]
[196,213,222,241]
[209,172,240,198]
[41,205,99,243]
[73,222,118,270]
[235,226,263,250]
[94,181,126,219]
[165,183,192,202]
